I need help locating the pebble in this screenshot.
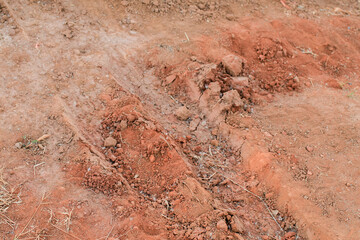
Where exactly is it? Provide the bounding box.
[120,120,128,130]
[127,114,138,122]
[175,106,192,121]
[305,145,314,152]
[226,14,235,21]
[165,74,177,85]
[221,54,245,77]
[210,139,219,146]
[211,128,218,136]
[283,231,296,239]
[189,118,200,131]
[232,76,249,87]
[15,142,22,149]
[216,219,228,231]
[121,1,129,6]
[104,136,117,147]
[230,216,245,233]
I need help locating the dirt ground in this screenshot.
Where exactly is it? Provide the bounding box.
[0,0,360,239]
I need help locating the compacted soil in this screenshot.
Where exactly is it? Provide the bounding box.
[0,0,360,239]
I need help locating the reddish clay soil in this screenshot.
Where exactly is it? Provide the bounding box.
[0,0,360,240]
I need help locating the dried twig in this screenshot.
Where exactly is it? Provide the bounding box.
[50,223,82,240]
[222,175,283,231]
[161,214,176,222]
[104,225,114,240]
[15,193,49,239]
[33,162,45,176]
[0,212,15,229]
[183,182,200,203]
[0,169,22,229]
[37,134,50,142]
[208,146,213,156]
[280,0,291,10]
[184,32,190,42]
[60,207,74,232]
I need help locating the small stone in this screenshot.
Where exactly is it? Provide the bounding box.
[232,77,249,87]
[175,106,192,121]
[127,114,137,122]
[263,132,272,138]
[120,120,128,130]
[210,139,219,146]
[221,54,246,77]
[149,155,155,163]
[211,128,218,136]
[104,137,117,147]
[307,170,313,175]
[230,216,245,233]
[121,1,129,6]
[283,231,296,239]
[216,219,228,231]
[15,142,22,149]
[305,145,314,152]
[271,209,279,216]
[234,234,245,240]
[197,3,205,9]
[165,74,177,85]
[226,14,235,21]
[265,192,274,199]
[189,118,200,131]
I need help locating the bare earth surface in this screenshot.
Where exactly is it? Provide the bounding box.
[0,0,360,239]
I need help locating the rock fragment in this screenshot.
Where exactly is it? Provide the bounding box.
[216,219,228,231]
[230,216,245,233]
[104,136,117,147]
[175,106,192,121]
[222,54,246,77]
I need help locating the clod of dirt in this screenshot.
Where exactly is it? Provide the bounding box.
[189,118,201,131]
[221,90,243,109]
[104,136,117,147]
[282,231,296,240]
[305,145,314,152]
[127,113,138,122]
[175,106,192,120]
[208,90,244,122]
[216,219,228,231]
[324,79,342,89]
[221,54,246,77]
[232,77,249,87]
[230,216,245,233]
[210,139,219,146]
[14,142,22,149]
[119,120,128,130]
[165,74,177,85]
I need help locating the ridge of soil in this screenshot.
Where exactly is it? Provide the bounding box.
[0,0,359,239]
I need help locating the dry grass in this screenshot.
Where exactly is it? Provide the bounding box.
[0,168,22,229]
